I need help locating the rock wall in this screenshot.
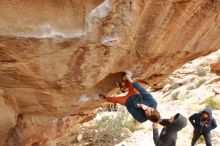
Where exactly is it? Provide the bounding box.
[0,0,220,145]
[211,60,220,75]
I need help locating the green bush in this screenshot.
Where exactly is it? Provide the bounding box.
[95,107,140,132]
[187,85,194,90]
[69,107,140,146]
[171,91,180,100]
[204,96,220,110]
[197,67,207,77]
[170,83,182,90]
[195,79,206,88]
[178,94,188,100]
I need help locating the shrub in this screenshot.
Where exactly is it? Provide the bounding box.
[171,91,180,100]
[69,107,140,146]
[197,67,207,77]
[170,82,182,90]
[195,79,206,88]
[198,136,205,144]
[101,102,118,111]
[203,96,220,110]
[187,85,194,90]
[125,118,140,132]
[178,94,188,100]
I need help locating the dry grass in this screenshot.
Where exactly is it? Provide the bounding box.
[171,91,180,100]
[197,67,207,77]
[203,96,220,110]
[58,107,141,146]
[197,136,205,144]
[195,79,206,88]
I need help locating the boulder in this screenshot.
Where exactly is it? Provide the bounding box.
[1,0,220,145]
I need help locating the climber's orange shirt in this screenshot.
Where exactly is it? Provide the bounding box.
[106,80,137,105]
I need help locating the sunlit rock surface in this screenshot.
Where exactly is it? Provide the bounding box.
[0,0,220,145]
[211,60,220,76]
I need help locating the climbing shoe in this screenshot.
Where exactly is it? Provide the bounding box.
[98,94,106,99]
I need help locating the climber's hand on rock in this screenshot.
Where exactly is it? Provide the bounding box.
[124,70,134,83]
[125,70,133,78]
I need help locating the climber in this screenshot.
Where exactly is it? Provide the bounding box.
[152,113,187,146]
[98,72,138,111]
[189,107,217,146]
[99,71,161,123]
[99,74,137,106]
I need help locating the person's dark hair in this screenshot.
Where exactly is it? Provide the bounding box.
[121,72,126,77]
[202,111,210,116]
[174,113,179,120]
[201,112,210,121]
[148,109,161,123]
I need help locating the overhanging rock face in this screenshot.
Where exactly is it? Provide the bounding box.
[0,0,220,145]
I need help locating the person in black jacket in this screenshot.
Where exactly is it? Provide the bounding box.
[152,113,187,146]
[189,107,217,146]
